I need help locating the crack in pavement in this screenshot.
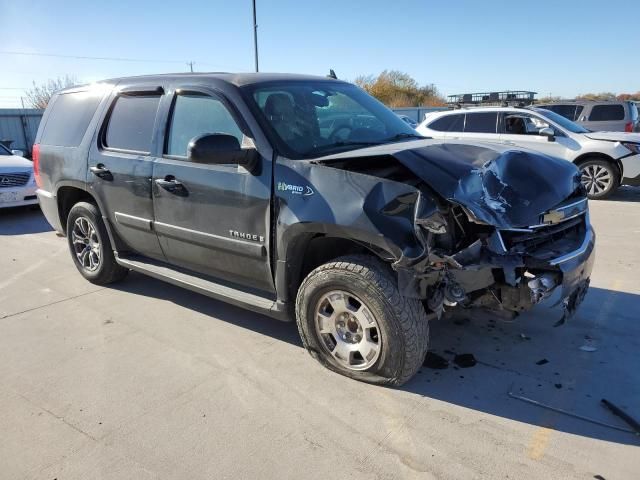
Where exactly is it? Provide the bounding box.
[0,288,106,320]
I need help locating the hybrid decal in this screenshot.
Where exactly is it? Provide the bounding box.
[277,181,314,196]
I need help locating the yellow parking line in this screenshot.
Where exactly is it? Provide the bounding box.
[527,426,553,460]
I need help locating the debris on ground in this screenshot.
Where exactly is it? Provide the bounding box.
[555,383,563,389]
[454,353,477,368]
[536,359,549,365]
[507,384,636,434]
[601,398,640,435]
[579,344,598,352]
[423,352,449,369]
[519,333,531,341]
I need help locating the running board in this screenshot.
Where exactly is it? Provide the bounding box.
[115,254,290,321]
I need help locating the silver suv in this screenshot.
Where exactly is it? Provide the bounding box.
[537,101,639,132]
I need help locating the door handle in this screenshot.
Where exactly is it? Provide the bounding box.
[503,141,516,145]
[155,176,184,193]
[90,164,112,180]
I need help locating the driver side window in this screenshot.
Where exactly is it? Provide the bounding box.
[166,93,243,157]
[503,113,550,135]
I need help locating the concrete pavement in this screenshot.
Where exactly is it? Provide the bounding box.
[0,189,639,479]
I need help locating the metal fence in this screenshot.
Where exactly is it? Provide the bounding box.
[0,109,44,157]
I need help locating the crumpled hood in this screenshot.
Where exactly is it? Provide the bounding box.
[316,140,582,228]
[584,131,640,143]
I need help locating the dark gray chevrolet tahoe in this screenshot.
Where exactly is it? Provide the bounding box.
[34,73,595,385]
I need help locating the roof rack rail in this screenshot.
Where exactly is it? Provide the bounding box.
[448,91,537,107]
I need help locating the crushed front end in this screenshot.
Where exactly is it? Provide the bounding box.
[396,195,594,323]
[389,145,595,323]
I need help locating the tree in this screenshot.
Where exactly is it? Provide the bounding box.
[575,92,616,101]
[354,70,446,107]
[617,92,640,101]
[25,75,77,109]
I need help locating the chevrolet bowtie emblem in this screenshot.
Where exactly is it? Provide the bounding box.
[543,209,565,224]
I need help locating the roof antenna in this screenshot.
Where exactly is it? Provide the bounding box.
[327,69,337,79]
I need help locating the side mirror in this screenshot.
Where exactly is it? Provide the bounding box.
[187,133,259,169]
[539,127,555,142]
[11,149,24,157]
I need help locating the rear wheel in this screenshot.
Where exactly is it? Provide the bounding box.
[66,202,128,285]
[578,158,619,199]
[295,255,429,386]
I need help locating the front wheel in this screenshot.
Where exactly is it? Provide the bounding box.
[579,158,619,199]
[295,255,429,386]
[66,201,129,285]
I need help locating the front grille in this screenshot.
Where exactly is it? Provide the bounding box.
[0,172,30,188]
[500,215,585,254]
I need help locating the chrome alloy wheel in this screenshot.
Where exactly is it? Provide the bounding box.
[72,217,101,272]
[315,290,382,371]
[581,164,612,196]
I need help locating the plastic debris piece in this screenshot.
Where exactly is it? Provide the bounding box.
[536,359,549,365]
[454,353,477,368]
[580,345,597,352]
[423,352,449,369]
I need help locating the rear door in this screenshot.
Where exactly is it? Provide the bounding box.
[151,86,274,293]
[582,104,626,131]
[88,86,165,260]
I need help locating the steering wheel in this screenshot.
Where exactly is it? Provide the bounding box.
[329,124,353,142]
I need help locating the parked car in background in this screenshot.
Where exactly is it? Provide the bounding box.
[0,144,38,208]
[417,106,640,198]
[396,114,418,129]
[536,100,639,132]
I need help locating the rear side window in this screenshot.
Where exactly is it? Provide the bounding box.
[547,104,578,121]
[464,112,497,133]
[165,93,243,157]
[428,114,464,132]
[589,104,624,121]
[41,92,102,147]
[104,94,161,153]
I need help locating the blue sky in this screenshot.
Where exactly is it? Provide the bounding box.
[1,0,638,107]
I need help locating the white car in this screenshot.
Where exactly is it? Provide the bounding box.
[416,106,640,199]
[0,145,38,208]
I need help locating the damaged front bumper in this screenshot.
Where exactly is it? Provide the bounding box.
[397,204,595,322]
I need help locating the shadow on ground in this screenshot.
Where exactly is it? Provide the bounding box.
[606,185,640,202]
[113,272,640,447]
[0,206,52,235]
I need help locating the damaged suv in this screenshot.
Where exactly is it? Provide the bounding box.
[34,73,595,386]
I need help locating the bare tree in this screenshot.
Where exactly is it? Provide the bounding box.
[25,75,77,109]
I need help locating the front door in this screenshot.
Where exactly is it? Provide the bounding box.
[499,112,571,160]
[151,87,274,293]
[88,86,165,260]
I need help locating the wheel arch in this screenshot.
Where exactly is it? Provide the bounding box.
[278,232,397,304]
[573,152,623,180]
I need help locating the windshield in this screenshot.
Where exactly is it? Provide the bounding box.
[243,81,422,159]
[533,108,590,134]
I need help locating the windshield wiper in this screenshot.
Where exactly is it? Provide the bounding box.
[383,132,426,142]
[311,140,383,154]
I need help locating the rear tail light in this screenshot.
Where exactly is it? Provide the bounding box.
[625,122,633,133]
[32,144,42,188]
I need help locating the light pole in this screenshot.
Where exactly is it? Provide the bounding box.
[252,0,259,72]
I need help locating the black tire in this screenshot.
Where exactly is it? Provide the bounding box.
[578,157,620,200]
[66,201,129,285]
[295,255,429,386]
